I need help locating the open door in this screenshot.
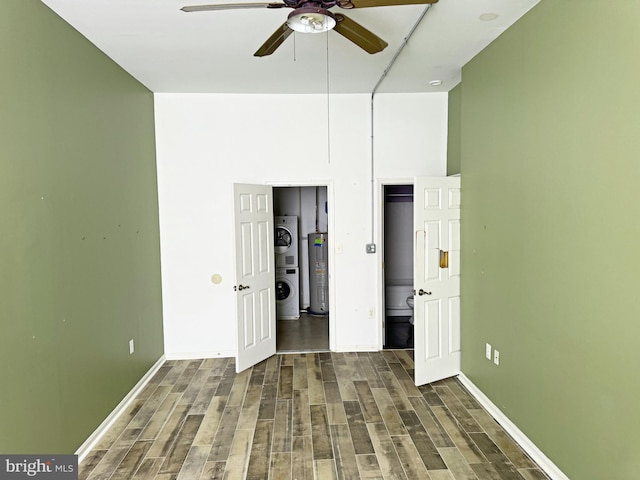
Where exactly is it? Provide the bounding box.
[414,177,461,386]
[233,183,276,373]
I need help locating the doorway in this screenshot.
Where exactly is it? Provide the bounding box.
[382,184,414,349]
[273,186,330,352]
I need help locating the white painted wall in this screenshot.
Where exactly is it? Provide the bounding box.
[154,92,447,358]
[384,199,414,281]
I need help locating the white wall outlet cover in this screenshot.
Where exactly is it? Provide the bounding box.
[129,339,135,355]
[485,343,492,360]
[493,350,500,365]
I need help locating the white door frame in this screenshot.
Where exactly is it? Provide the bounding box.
[270,180,335,352]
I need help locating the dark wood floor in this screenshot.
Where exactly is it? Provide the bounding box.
[79,351,548,480]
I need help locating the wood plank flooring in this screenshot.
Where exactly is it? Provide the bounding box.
[79,351,548,480]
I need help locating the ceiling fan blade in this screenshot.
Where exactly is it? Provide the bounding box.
[181,3,286,12]
[333,14,388,54]
[350,0,437,8]
[254,23,293,57]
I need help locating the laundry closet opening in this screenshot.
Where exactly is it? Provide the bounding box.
[273,186,330,352]
[383,184,414,349]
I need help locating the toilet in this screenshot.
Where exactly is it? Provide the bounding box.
[406,296,414,325]
[385,279,415,348]
[385,279,414,321]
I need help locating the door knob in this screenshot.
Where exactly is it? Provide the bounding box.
[418,289,432,296]
[234,284,251,291]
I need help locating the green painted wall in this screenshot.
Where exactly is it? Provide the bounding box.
[0,1,163,453]
[447,83,461,176]
[460,1,640,478]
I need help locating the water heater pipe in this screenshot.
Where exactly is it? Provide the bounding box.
[368,4,433,249]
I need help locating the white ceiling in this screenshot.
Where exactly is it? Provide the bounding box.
[40,0,539,94]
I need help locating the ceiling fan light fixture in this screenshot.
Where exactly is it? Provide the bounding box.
[287,7,336,33]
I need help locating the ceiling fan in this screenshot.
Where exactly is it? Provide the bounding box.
[181,0,438,57]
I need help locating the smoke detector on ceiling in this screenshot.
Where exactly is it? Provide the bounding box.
[479,12,499,21]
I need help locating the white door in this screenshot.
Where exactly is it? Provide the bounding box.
[414,177,461,386]
[233,183,276,373]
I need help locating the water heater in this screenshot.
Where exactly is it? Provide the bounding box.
[308,233,329,315]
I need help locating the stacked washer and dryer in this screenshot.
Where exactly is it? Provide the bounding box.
[275,216,300,320]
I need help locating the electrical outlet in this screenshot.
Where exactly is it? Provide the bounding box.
[493,349,500,366]
[368,307,375,318]
[485,343,492,360]
[366,243,376,254]
[129,339,135,355]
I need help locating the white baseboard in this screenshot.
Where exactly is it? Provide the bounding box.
[164,350,235,360]
[457,373,569,480]
[75,355,166,462]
